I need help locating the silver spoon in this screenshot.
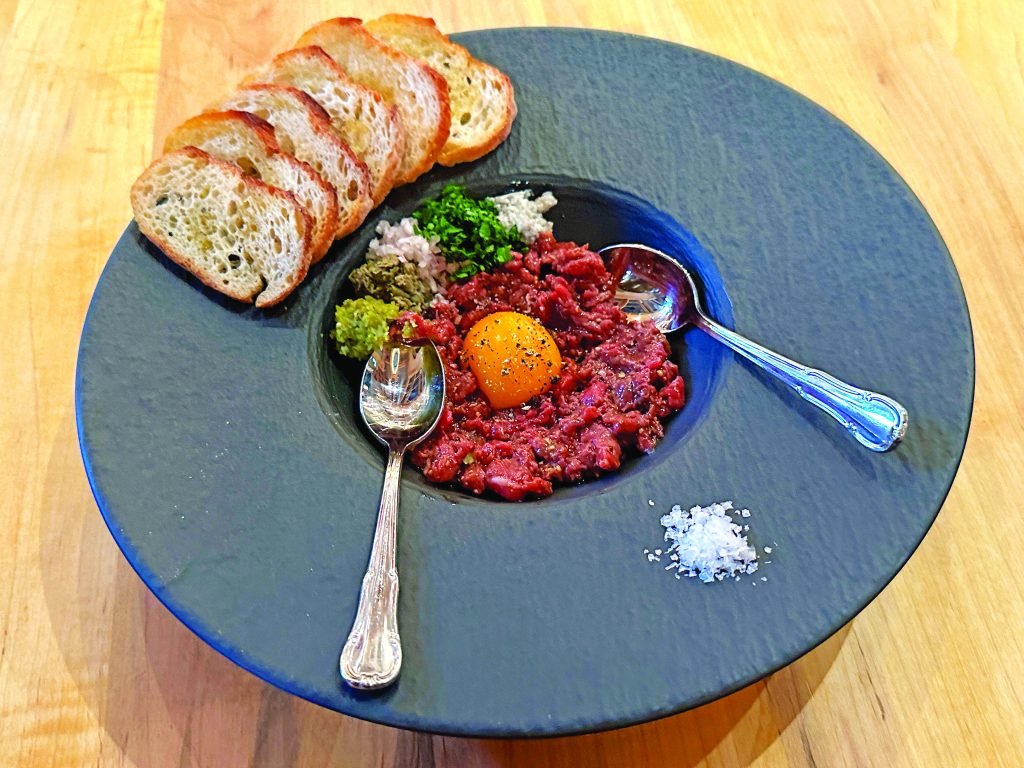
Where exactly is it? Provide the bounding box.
[599,243,908,452]
[340,339,445,690]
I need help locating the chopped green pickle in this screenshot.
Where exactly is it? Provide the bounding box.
[348,255,431,312]
[332,297,400,360]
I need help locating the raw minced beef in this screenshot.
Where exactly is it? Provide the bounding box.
[396,232,686,501]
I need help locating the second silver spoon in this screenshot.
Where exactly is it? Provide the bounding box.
[599,243,908,452]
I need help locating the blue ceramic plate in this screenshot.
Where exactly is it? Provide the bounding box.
[76,29,973,736]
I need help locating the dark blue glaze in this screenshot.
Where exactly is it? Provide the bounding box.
[75,29,973,736]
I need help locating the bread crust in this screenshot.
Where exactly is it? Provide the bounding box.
[130,147,313,308]
[296,17,451,184]
[366,14,516,166]
[163,110,281,154]
[437,68,516,166]
[163,110,340,262]
[216,83,374,238]
[248,45,405,205]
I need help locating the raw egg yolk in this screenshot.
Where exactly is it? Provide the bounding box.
[463,311,562,409]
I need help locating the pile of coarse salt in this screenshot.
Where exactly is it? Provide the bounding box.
[646,501,759,583]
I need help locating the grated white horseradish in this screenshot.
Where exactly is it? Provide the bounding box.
[488,190,558,244]
[366,217,452,295]
[654,501,759,583]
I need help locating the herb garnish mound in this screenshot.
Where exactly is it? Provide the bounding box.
[412,185,525,278]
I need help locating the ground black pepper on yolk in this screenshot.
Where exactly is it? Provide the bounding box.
[462,311,563,409]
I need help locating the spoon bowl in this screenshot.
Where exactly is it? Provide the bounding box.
[360,340,446,449]
[601,243,699,333]
[340,339,445,690]
[599,243,908,452]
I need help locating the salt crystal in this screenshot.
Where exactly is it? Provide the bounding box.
[648,500,758,584]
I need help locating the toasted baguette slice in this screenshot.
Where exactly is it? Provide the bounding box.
[130,147,312,308]
[295,18,450,185]
[366,15,516,165]
[213,85,372,239]
[163,111,339,262]
[241,46,403,206]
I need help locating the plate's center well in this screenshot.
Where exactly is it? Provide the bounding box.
[307,176,734,502]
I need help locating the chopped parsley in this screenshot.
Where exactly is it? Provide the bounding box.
[412,184,525,279]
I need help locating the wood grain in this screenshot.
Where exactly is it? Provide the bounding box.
[2,0,1022,765]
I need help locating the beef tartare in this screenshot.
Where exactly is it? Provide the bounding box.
[397,233,686,500]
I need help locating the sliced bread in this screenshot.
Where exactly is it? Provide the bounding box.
[241,46,404,206]
[365,15,516,165]
[163,110,339,262]
[213,84,372,238]
[130,147,312,308]
[295,18,450,185]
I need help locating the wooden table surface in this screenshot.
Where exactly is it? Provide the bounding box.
[3,0,1023,765]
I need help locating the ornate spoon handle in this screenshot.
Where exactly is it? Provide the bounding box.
[698,317,908,452]
[340,448,403,689]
